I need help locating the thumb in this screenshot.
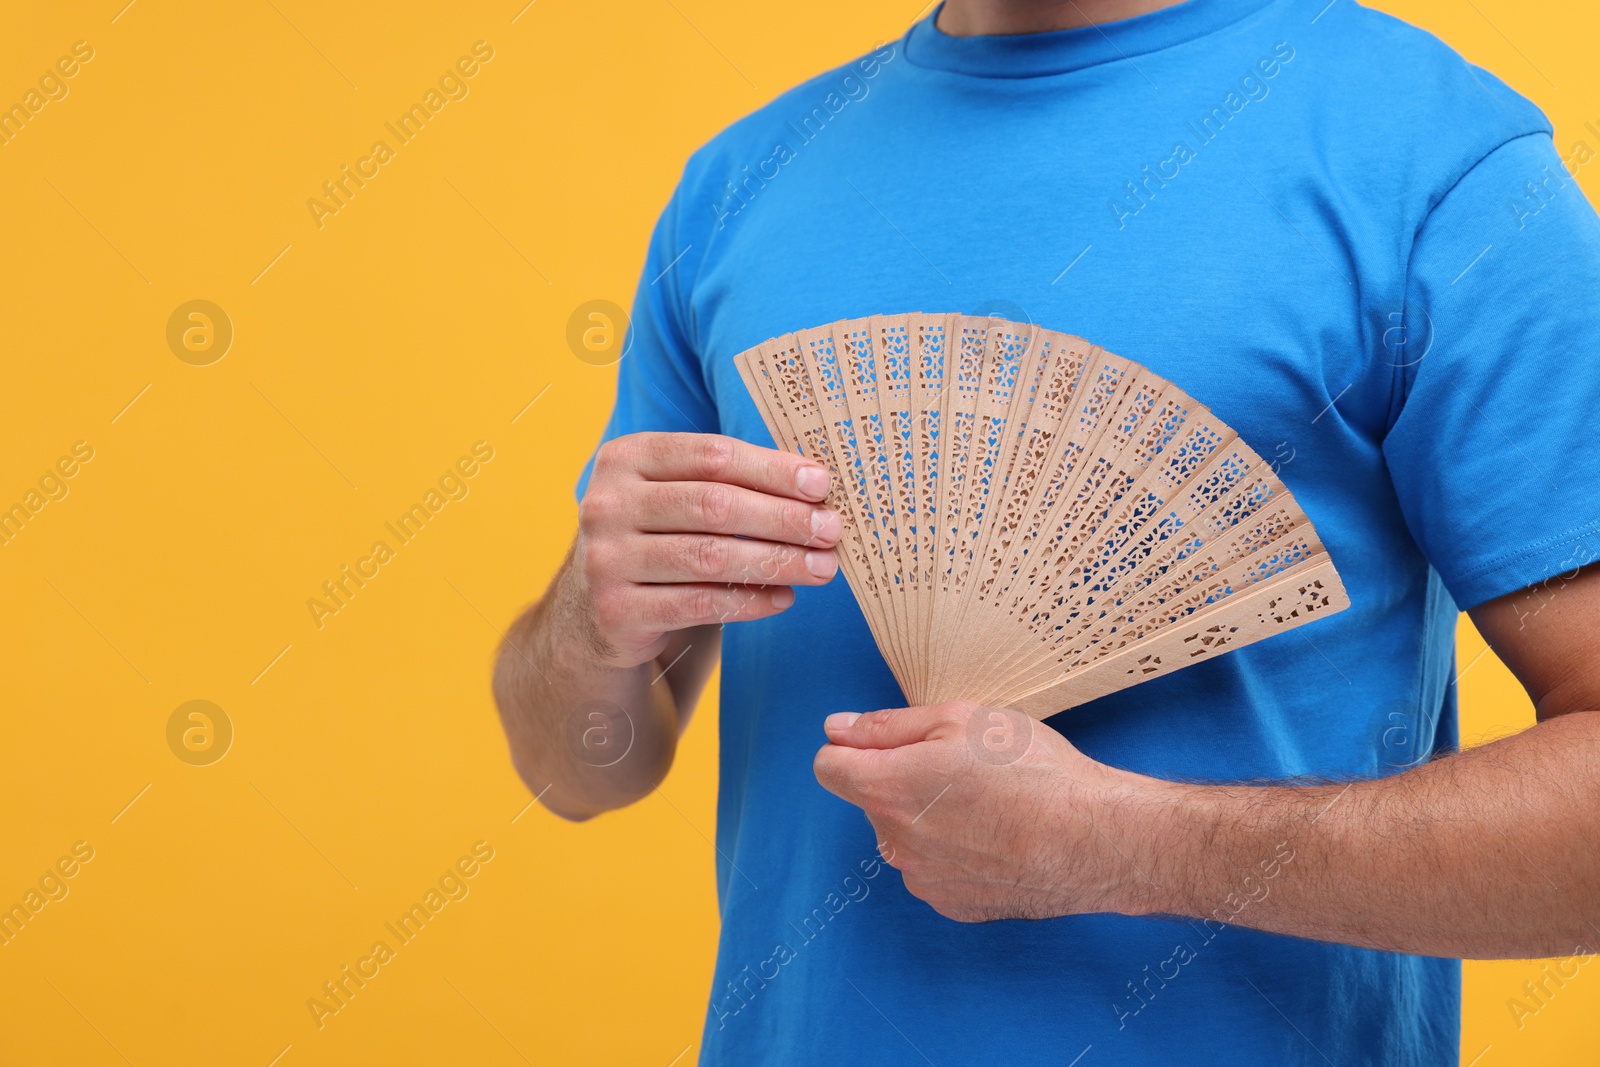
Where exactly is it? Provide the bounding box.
[823,702,970,750]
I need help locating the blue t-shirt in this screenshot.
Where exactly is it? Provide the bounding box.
[578,1,1600,1062]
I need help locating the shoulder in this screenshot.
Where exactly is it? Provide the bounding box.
[1297,1,1551,190]
[668,41,902,224]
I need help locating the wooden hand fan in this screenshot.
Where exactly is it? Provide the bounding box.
[733,312,1349,720]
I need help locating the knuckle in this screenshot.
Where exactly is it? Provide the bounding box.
[859,708,898,736]
[579,488,617,530]
[678,587,715,626]
[699,435,735,478]
[596,437,635,472]
[698,483,733,530]
[577,538,609,584]
[816,748,863,798]
[813,746,841,787]
[937,699,980,726]
[692,536,728,579]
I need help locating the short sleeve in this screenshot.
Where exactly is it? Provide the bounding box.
[1384,132,1600,609]
[575,178,716,499]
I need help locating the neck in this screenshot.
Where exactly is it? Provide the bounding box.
[935,0,1190,36]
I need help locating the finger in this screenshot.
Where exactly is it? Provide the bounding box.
[634,534,837,587]
[638,480,842,547]
[608,583,796,633]
[822,702,972,750]
[813,742,872,804]
[622,433,830,502]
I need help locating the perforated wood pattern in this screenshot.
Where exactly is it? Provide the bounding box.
[734,313,1349,718]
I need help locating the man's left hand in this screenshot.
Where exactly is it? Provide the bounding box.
[813,701,1165,922]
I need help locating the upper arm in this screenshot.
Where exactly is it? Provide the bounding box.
[1382,134,1600,611]
[1378,134,1600,722]
[1469,562,1600,721]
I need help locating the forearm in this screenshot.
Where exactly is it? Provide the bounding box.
[1123,710,1600,958]
[492,552,692,822]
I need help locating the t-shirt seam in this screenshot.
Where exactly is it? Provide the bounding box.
[898,0,1285,79]
[1387,128,1555,428]
[1414,128,1553,231]
[1449,516,1600,589]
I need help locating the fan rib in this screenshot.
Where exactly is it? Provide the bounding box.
[733,313,1349,717]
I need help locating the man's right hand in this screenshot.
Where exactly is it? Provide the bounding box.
[573,431,842,669]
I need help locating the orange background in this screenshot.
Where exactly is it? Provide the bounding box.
[0,1,1593,1063]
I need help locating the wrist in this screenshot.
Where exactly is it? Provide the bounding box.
[560,542,677,672]
[1095,770,1219,919]
[1115,778,1323,926]
[543,558,634,674]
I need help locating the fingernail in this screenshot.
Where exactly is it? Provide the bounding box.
[811,509,842,542]
[805,550,838,580]
[770,587,795,610]
[825,712,860,732]
[796,465,829,500]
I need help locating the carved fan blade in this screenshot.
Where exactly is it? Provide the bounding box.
[734,313,1349,718]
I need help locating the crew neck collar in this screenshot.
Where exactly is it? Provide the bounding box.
[903,0,1280,78]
